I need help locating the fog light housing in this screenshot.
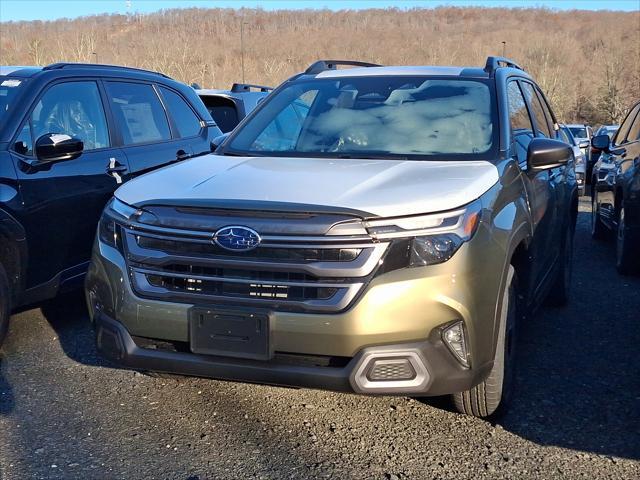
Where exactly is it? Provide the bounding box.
[366,358,417,382]
[442,321,470,367]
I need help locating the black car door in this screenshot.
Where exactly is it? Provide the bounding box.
[9,79,129,288]
[103,80,195,176]
[596,104,640,228]
[507,79,560,297]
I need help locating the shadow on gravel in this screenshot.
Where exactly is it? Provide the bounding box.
[497,211,640,460]
[39,291,109,369]
[0,353,14,416]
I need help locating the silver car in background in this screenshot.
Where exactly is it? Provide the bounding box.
[566,124,592,182]
[560,124,587,196]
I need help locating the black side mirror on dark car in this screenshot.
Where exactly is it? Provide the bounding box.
[35,133,84,163]
[527,137,572,171]
[591,134,610,152]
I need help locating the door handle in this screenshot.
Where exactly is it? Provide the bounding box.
[176,149,190,161]
[107,157,128,184]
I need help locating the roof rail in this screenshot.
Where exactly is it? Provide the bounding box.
[304,60,382,75]
[484,56,525,75]
[231,83,273,93]
[42,62,171,79]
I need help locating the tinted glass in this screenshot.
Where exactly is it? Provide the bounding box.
[521,82,552,138]
[626,106,640,142]
[14,122,33,156]
[558,127,571,145]
[160,87,201,138]
[614,105,639,144]
[31,81,109,151]
[506,81,534,164]
[207,105,239,133]
[0,77,24,126]
[227,77,496,159]
[106,82,170,145]
[568,126,588,138]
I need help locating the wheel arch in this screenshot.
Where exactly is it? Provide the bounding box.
[0,208,28,307]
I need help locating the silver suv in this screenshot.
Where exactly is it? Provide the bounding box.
[86,58,578,418]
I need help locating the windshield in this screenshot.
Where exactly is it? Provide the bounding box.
[225,76,496,159]
[0,76,24,125]
[568,126,588,138]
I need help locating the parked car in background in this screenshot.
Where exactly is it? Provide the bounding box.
[591,101,640,274]
[0,63,222,345]
[87,57,578,418]
[591,124,619,167]
[559,124,587,195]
[195,83,272,133]
[566,123,592,180]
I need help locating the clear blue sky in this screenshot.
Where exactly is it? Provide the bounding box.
[0,0,637,22]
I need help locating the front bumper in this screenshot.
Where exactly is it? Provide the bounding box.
[86,215,506,395]
[95,311,490,395]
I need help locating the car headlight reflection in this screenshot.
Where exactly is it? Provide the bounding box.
[368,200,482,273]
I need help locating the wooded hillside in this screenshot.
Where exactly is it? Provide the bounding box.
[1,7,638,125]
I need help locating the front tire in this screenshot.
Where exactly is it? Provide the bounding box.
[616,204,639,275]
[0,263,11,347]
[452,266,517,418]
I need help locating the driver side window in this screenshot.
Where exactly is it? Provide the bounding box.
[29,81,110,153]
[507,80,535,166]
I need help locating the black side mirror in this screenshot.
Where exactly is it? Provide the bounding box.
[210,133,230,152]
[527,138,572,171]
[35,133,84,163]
[591,134,610,152]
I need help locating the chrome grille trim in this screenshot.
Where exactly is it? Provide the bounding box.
[131,271,363,312]
[121,215,388,313]
[125,232,388,278]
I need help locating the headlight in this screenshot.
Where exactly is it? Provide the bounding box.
[98,198,141,250]
[369,200,482,273]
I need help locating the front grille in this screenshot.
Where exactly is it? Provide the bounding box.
[122,210,389,313]
[147,274,338,301]
[138,236,362,262]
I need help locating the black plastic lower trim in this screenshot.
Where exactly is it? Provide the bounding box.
[95,312,355,392]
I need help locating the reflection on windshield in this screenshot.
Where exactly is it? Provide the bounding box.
[228,77,495,159]
[0,77,24,125]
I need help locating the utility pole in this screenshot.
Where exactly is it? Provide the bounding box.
[92,52,98,63]
[502,41,507,57]
[240,20,248,83]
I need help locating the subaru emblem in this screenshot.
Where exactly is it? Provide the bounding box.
[213,226,261,252]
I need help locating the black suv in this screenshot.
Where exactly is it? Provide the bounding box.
[591,100,640,274]
[0,63,222,344]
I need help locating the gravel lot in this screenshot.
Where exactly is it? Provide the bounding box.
[1,199,639,480]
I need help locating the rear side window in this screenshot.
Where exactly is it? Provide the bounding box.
[521,82,552,138]
[200,96,239,133]
[159,87,202,138]
[506,81,535,165]
[105,82,171,146]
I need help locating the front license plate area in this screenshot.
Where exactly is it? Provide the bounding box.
[190,308,271,360]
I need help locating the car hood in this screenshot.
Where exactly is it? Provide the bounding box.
[115,154,499,218]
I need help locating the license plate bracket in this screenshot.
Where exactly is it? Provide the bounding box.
[189,307,271,361]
